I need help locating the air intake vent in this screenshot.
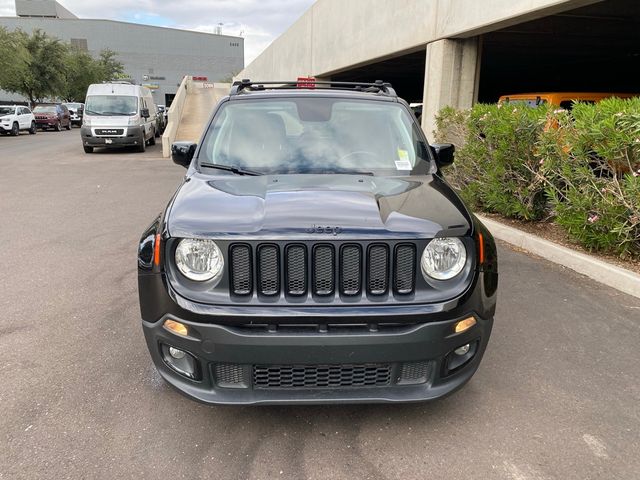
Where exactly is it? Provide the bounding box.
[285,244,307,295]
[340,244,362,295]
[253,363,391,389]
[313,244,334,295]
[368,244,389,295]
[230,244,252,295]
[257,244,279,295]
[394,244,416,294]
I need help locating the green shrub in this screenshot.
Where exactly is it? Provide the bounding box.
[539,99,640,257]
[436,97,640,259]
[435,103,551,220]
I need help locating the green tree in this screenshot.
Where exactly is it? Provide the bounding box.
[98,49,125,80]
[61,47,103,102]
[0,28,29,93]
[1,29,68,107]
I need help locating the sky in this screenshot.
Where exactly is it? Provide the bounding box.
[0,0,317,65]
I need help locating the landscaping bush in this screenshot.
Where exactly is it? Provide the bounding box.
[538,99,640,258]
[435,103,552,221]
[435,98,640,259]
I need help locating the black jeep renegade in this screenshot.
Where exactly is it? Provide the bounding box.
[137,80,498,405]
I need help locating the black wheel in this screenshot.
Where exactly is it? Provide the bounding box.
[55,121,62,132]
[138,134,146,152]
[11,122,19,136]
[83,146,94,153]
[149,128,156,145]
[29,121,36,134]
[65,122,71,131]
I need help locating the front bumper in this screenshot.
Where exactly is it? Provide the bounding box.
[0,123,12,132]
[36,119,59,127]
[81,125,143,147]
[143,312,492,405]
[139,267,497,405]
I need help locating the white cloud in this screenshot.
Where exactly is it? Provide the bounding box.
[0,0,316,64]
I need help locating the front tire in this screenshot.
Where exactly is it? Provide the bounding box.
[29,121,36,134]
[11,122,19,136]
[65,122,71,131]
[138,133,146,152]
[83,146,94,153]
[55,121,62,132]
[149,128,156,145]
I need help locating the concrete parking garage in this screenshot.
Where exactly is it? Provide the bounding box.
[240,0,640,135]
[0,131,639,479]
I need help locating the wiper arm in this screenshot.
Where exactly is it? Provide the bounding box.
[199,163,263,176]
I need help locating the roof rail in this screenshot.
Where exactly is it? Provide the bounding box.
[230,79,397,97]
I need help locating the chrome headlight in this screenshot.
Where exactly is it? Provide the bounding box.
[421,237,467,280]
[175,239,224,282]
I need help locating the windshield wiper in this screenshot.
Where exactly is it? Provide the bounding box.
[199,163,263,176]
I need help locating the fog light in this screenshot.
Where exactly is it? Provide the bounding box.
[169,346,186,359]
[164,319,188,336]
[454,344,470,356]
[454,316,476,334]
[161,344,199,380]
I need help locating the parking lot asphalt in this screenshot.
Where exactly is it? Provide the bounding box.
[1,129,639,480]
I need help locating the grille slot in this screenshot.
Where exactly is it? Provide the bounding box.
[398,361,432,385]
[230,244,252,295]
[253,363,391,389]
[214,364,249,388]
[257,244,280,296]
[394,244,416,294]
[368,244,389,295]
[313,245,335,295]
[340,244,362,295]
[285,245,307,295]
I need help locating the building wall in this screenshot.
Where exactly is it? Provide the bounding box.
[238,0,602,137]
[241,0,600,80]
[0,17,244,105]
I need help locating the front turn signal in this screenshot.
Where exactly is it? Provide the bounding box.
[454,317,476,334]
[164,319,188,336]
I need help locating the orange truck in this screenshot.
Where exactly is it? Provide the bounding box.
[498,92,636,109]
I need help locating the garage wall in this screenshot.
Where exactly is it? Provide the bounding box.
[239,0,602,80]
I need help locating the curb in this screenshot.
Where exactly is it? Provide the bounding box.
[477,215,640,299]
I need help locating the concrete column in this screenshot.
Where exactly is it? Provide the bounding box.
[422,37,480,139]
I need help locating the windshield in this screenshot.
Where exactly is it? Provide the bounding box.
[198,98,434,175]
[85,95,137,116]
[0,107,15,115]
[34,106,57,113]
[65,103,82,109]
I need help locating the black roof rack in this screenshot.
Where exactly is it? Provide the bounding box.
[230,79,397,97]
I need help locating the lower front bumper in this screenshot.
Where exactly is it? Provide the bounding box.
[142,313,492,405]
[81,126,142,147]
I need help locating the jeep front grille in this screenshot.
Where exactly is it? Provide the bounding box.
[253,363,391,389]
[229,241,417,299]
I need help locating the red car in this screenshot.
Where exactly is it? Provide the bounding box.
[33,104,71,131]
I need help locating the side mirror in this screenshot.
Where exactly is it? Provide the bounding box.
[171,142,196,168]
[141,108,150,118]
[430,143,455,168]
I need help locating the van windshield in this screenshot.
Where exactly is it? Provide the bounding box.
[85,95,137,116]
[198,98,435,176]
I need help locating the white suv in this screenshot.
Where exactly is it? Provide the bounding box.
[0,105,37,136]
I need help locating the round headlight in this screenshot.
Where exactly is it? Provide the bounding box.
[421,237,467,280]
[175,238,224,282]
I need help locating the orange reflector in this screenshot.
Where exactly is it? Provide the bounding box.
[454,317,476,334]
[477,232,485,265]
[164,319,188,336]
[153,233,161,266]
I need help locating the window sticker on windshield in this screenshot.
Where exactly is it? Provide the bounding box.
[395,149,412,170]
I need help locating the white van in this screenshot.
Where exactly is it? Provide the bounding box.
[81,82,158,153]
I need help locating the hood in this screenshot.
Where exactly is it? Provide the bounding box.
[168,174,471,240]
